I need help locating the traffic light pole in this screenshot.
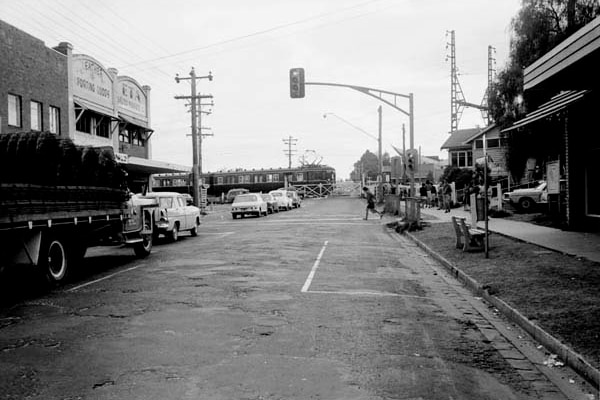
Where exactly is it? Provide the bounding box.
[305,81,416,197]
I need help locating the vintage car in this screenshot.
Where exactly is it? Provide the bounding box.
[269,190,293,211]
[231,193,268,218]
[503,181,548,211]
[260,193,279,214]
[286,190,302,208]
[225,188,250,203]
[137,192,201,241]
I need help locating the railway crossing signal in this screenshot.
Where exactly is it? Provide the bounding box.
[289,68,305,98]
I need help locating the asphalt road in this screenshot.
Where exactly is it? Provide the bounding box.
[0,197,589,399]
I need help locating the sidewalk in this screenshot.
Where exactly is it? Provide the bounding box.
[418,205,600,264]
[404,203,600,390]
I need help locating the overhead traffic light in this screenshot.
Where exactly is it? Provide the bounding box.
[406,149,418,173]
[289,68,305,98]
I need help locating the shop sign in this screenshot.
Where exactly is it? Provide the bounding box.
[547,161,560,194]
[117,79,147,121]
[72,55,113,112]
[115,152,129,164]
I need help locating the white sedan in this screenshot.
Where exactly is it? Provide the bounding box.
[231,193,268,219]
[269,190,293,211]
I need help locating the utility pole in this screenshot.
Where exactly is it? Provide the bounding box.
[282,136,298,168]
[402,123,407,183]
[174,68,212,207]
[377,105,383,203]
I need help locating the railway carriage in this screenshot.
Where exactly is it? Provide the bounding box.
[152,165,336,202]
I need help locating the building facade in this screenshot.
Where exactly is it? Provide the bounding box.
[0,20,70,136]
[502,16,600,230]
[1,20,188,193]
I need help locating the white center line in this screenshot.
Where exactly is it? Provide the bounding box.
[66,264,144,292]
[301,240,328,293]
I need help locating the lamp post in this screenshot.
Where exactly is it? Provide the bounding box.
[323,110,385,202]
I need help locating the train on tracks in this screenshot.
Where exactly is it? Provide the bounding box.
[152,165,336,202]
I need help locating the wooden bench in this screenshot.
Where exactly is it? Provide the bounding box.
[451,216,486,252]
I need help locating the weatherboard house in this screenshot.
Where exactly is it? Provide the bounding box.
[501,15,600,230]
[0,19,188,192]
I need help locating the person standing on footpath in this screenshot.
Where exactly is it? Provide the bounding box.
[419,183,428,208]
[430,182,437,208]
[362,186,383,220]
[443,180,452,213]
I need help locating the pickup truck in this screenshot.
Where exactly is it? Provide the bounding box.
[503,181,548,211]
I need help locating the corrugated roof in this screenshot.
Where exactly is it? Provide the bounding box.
[502,90,589,133]
[440,128,482,150]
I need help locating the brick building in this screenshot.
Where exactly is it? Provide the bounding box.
[0,20,70,136]
[1,19,188,192]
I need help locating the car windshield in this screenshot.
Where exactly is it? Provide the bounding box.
[159,197,173,208]
[234,194,257,202]
[536,182,547,190]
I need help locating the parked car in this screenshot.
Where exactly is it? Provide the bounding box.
[231,193,268,218]
[286,190,302,208]
[269,190,293,211]
[260,193,279,214]
[503,181,548,211]
[225,188,250,203]
[138,192,201,241]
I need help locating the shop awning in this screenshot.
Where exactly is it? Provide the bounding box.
[117,154,189,175]
[74,99,119,123]
[502,90,589,133]
[118,113,154,139]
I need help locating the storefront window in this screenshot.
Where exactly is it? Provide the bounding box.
[30,101,42,131]
[132,129,145,146]
[8,94,21,127]
[96,117,110,138]
[119,128,131,144]
[49,106,60,134]
[76,111,92,133]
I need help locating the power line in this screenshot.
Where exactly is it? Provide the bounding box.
[116,0,388,69]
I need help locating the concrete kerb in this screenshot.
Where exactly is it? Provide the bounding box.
[406,231,600,389]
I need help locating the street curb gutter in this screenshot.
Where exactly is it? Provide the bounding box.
[406,232,600,389]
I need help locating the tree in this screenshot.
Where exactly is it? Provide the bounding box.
[489,0,600,180]
[352,150,380,181]
[490,0,600,129]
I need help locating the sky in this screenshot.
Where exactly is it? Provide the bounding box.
[1,0,522,179]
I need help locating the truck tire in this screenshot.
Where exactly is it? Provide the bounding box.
[133,234,152,258]
[41,235,69,284]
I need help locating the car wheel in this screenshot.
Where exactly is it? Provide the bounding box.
[170,224,179,242]
[190,219,200,236]
[519,197,534,211]
[232,213,238,219]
